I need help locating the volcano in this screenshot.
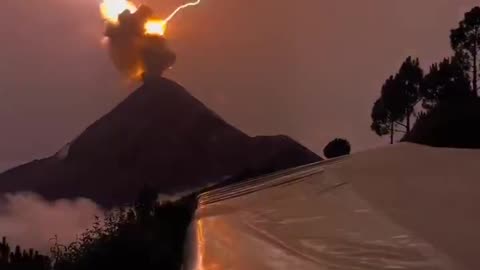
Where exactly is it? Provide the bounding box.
[0,78,321,206]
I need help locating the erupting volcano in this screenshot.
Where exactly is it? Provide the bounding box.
[0,0,322,207]
[99,0,201,80]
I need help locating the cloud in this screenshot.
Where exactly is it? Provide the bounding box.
[0,193,103,253]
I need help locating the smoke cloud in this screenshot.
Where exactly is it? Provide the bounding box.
[0,193,103,253]
[104,5,176,80]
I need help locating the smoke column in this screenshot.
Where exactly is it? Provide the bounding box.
[100,0,202,81]
[103,6,175,80]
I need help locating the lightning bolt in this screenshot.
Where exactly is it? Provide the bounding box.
[164,0,201,23]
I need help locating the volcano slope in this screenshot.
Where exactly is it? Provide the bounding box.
[0,77,321,207]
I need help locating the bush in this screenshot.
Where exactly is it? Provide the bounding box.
[52,190,196,270]
[323,138,351,159]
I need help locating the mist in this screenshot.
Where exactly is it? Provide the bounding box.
[0,193,103,252]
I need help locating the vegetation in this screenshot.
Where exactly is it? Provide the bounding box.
[403,98,480,148]
[421,56,472,109]
[0,187,196,270]
[51,188,196,270]
[323,138,351,159]
[0,237,50,270]
[371,57,423,143]
[450,6,480,96]
[371,6,480,145]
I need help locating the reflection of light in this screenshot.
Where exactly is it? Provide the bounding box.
[196,219,205,270]
[195,217,233,270]
[132,65,145,80]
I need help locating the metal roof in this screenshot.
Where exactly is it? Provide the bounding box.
[186,143,480,270]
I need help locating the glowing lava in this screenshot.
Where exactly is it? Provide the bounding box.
[144,20,167,36]
[100,0,137,24]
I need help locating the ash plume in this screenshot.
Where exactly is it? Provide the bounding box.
[104,5,176,81]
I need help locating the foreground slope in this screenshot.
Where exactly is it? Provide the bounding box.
[189,143,480,270]
[0,78,320,206]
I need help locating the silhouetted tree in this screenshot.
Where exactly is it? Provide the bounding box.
[371,57,423,143]
[371,77,405,144]
[323,138,351,159]
[403,98,480,148]
[135,185,158,221]
[0,237,50,269]
[371,98,392,141]
[0,237,10,264]
[451,6,480,96]
[421,56,473,109]
[371,7,480,147]
[395,57,423,132]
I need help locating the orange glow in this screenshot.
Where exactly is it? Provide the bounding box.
[100,0,137,24]
[132,65,145,80]
[196,219,205,270]
[144,20,167,36]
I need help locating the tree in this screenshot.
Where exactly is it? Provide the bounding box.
[450,6,480,96]
[371,98,391,136]
[323,138,351,159]
[371,57,423,143]
[0,236,49,269]
[421,56,472,109]
[53,193,196,270]
[371,76,407,144]
[395,57,423,132]
[135,185,159,221]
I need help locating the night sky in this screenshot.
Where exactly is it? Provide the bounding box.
[0,0,477,169]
